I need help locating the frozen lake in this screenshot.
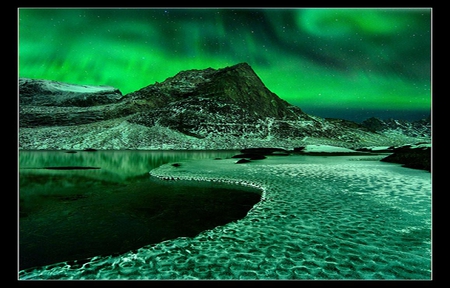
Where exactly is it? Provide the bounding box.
[18,150,432,280]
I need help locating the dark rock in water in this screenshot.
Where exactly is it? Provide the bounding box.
[83,148,97,152]
[381,145,431,172]
[293,146,305,152]
[235,158,251,164]
[65,150,77,154]
[354,147,393,153]
[172,163,181,167]
[392,145,412,152]
[232,153,266,160]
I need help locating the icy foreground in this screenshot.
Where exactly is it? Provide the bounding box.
[19,155,431,280]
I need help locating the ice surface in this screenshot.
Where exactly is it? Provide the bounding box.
[300,145,357,153]
[19,155,431,280]
[363,146,392,151]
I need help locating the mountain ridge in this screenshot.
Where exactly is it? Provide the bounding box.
[18,63,431,150]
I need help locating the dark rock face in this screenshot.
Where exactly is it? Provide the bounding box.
[381,144,431,171]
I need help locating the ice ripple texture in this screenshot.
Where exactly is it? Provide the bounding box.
[19,156,431,280]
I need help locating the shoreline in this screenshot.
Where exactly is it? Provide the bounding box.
[19,154,431,280]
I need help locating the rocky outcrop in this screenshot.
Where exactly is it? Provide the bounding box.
[380,143,431,172]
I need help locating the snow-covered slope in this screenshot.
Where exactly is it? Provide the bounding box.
[19,78,123,107]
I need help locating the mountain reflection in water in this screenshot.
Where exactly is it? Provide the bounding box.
[19,150,261,270]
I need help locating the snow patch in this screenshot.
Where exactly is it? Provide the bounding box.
[44,82,117,93]
[368,146,392,151]
[409,143,432,149]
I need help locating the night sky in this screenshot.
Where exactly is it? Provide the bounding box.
[18,8,431,122]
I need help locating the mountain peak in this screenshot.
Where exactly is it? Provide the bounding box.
[151,62,256,92]
[128,62,303,120]
[222,62,253,71]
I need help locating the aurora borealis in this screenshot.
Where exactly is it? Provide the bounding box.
[18,8,431,122]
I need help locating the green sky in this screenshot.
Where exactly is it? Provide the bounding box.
[18,8,431,122]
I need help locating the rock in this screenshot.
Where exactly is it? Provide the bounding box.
[235,159,251,164]
[380,144,431,171]
[172,163,181,167]
[83,148,97,152]
[354,146,393,153]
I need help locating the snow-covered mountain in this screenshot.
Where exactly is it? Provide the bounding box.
[18,63,431,150]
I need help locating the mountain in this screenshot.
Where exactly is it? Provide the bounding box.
[18,63,430,150]
[361,116,431,138]
[19,78,128,127]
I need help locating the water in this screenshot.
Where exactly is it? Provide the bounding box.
[18,152,432,280]
[19,150,262,271]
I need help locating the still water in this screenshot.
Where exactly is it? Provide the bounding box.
[18,150,262,270]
